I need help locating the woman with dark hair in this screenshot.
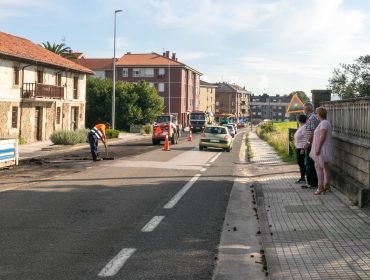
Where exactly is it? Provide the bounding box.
[310,107,333,195]
[294,114,307,184]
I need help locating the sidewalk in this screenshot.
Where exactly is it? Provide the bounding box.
[249,132,370,279]
[17,133,150,161]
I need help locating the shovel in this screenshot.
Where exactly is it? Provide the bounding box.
[103,145,115,160]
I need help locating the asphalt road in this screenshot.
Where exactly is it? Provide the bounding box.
[0,131,245,280]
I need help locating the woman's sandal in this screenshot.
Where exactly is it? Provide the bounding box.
[324,184,332,193]
[314,188,325,195]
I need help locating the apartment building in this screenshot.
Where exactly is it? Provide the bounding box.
[215,82,251,121]
[0,31,93,143]
[76,57,114,79]
[199,80,216,114]
[250,94,291,122]
[115,52,202,128]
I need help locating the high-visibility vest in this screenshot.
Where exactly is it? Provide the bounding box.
[90,124,106,140]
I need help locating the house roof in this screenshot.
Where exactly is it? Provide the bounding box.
[71,52,85,59]
[116,52,203,75]
[200,80,217,87]
[76,58,114,70]
[0,31,94,74]
[216,83,250,94]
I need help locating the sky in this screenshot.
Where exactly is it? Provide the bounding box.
[1,0,370,97]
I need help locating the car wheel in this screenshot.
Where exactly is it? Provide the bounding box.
[226,147,231,152]
[199,146,204,151]
[152,139,159,145]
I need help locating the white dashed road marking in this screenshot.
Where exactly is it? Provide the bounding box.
[209,152,222,163]
[98,248,136,277]
[141,216,165,232]
[163,174,201,209]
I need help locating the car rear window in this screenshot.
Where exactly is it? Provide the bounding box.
[205,127,227,134]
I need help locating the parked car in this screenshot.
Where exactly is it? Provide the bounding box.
[230,123,238,133]
[199,125,233,152]
[223,124,236,137]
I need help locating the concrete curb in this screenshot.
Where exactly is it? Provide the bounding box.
[213,132,265,280]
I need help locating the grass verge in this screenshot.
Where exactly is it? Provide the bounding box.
[256,121,297,162]
[245,133,253,160]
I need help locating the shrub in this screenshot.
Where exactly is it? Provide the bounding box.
[140,124,152,135]
[106,129,120,139]
[18,136,26,145]
[50,129,88,145]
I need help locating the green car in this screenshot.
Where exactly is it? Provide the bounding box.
[199,125,233,152]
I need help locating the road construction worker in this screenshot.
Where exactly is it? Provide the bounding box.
[88,122,110,161]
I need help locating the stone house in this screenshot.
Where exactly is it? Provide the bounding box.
[0,31,93,143]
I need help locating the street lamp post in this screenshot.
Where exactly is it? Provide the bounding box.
[112,9,122,129]
[168,53,171,114]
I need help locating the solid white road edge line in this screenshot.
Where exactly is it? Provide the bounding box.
[163,174,201,209]
[209,152,222,163]
[98,248,136,277]
[200,167,207,172]
[141,216,165,232]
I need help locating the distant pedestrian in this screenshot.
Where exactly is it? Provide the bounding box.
[302,103,319,189]
[88,122,110,161]
[310,107,333,195]
[294,114,307,184]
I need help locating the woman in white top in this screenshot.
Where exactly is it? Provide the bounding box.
[294,114,307,183]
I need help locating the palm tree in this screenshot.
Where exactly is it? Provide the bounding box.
[40,42,75,60]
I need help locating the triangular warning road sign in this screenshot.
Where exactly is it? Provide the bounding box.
[286,94,305,114]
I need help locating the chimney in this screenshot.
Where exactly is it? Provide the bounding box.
[126,52,131,55]
[166,51,170,58]
[171,53,176,60]
[163,52,166,57]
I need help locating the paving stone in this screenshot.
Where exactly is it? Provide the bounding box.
[248,132,370,279]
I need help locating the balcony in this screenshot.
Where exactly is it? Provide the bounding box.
[22,83,64,100]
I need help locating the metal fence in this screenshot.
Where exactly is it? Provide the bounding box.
[322,97,370,141]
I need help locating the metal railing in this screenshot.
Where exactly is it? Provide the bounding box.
[22,83,64,100]
[322,97,370,141]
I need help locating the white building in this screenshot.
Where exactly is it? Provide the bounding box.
[0,31,93,142]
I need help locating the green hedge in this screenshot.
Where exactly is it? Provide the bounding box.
[50,129,88,145]
[106,129,120,139]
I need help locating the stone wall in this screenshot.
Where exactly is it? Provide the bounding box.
[322,98,370,207]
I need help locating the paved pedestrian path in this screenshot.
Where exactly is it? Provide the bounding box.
[249,132,370,280]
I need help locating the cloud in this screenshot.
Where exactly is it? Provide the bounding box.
[0,0,55,19]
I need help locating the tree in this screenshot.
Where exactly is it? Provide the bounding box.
[86,77,164,130]
[40,42,75,59]
[328,55,370,99]
[289,91,310,104]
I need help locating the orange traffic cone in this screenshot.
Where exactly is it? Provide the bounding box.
[188,130,193,142]
[163,134,170,151]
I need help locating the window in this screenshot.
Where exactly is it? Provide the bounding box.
[13,67,19,85]
[37,70,43,83]
[56,73,62,86]
[56,107,61,125]
[158,83,164,92]
[148,83,154,88]
[133,68,154,77]
[73,76,79,99]
[158,68,165,78]
[122,68,128,77]
[11,107,18,128]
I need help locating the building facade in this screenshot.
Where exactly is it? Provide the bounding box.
[0,31,93,143]
[115,52,202,128]
[250,94,291,122]
[215,83,251,121]
[76,57,114,79]
[199,80,216,114]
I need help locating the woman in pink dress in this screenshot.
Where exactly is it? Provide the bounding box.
[309,107,333,195]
